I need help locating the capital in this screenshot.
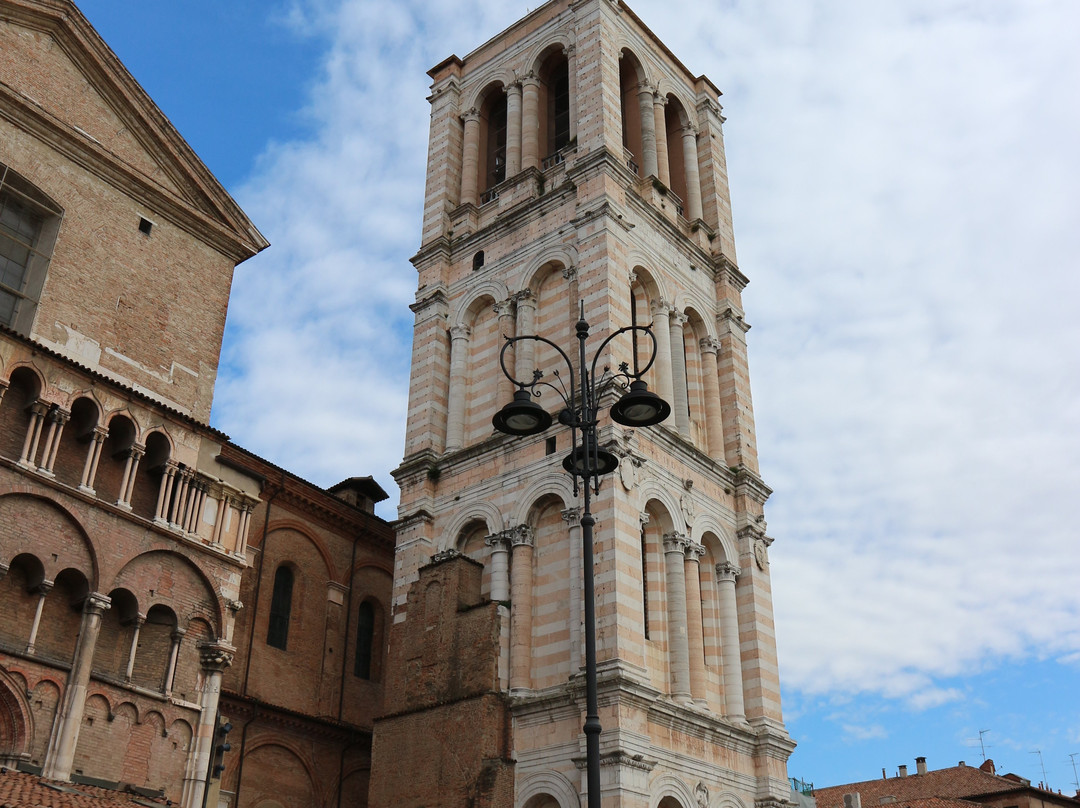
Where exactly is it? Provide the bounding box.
[509,524,534,547]
[450,324,472,341]
[199,642,235,672]
[684,542,706,561]
[462,107,481,123]
[48,407,71,425]
[662,532,689,553]
[699,336,721,355]
[639,511,650,527]
[715,561,740,583]
[84,592,112,615]
[484,533,510,551]
[561,507,581,524]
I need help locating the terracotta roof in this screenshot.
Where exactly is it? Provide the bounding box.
[815,765,1032,808]
[0,769,169,808]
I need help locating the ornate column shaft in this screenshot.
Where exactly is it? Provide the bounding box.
[653,93,670,185]
[562,507,582,671]
[669,311,691,439]
[19,400,48,467]
[663,532,691,702]
[715,562,745,719]
[509,525,534,693]
[649,300,675,407]
[164,628,185,696]
[485,533,511,602]
[116,444,145,509]
[155,461,179,523]
[38,408,70,475]
[684,543,707,704]
[41,592,111,781]
[520,75,540,170]
[445,325,471,451]
[236,501,255,556]
[79,426,108,493]
[699,337,725,460]
[460,109,481,206]
[25,580,54,654]
[124,615,146,681]
[180,643,233,808]
[506,83,522,176]
[638,84,658,178]
[170,468,192,526]
[681,125,704,221]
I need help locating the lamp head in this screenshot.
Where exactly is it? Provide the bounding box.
[609,380,671,427]
[492,389,552,436]
[562,434,619,477]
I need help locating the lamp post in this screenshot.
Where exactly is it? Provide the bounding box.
[491,302,671,808]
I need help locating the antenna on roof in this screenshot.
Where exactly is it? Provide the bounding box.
[1068,753,1079,791]
[1030,750,1048,791]
[965,729,992,762]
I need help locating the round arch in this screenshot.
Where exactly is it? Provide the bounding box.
[453,285,508,329]
[462,75,512,114]
[442,500,504,552]
[0,665,32,765]
[635,484,685,535]
[509,473,573,527]
[0,493,97,586]
[524,30,575,75]
[110,549,222,636]
[692,517,737,565]
[262,518,338,582]
[518,769,581,808]
[650,773,697,808]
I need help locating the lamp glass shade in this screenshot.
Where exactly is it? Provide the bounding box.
[492,390,552,436]
[610,380,671,427]
[562,435,619,477]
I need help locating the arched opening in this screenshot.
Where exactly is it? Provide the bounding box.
[619,51,646,176]
[524,795,561,808]
[93,587,140,680]
[267,564,294,650]
[640,500,673,687]
[458,519,493,597]
[479,85,508,194]
[665,95,690,207]
[0,367,42,461]
[96,414,136,505]
[354,599,384,681]
[35,568,90,664]
[0,553,46,650]
[130,431,172,520]
[0,670,31,767]
[683,309,709,447]
[462,296,500,447]
[529,495,572,688]
[171,617,213,702]
[0,161,64,335]
[130,603,177,692]
[52,396,99,489]
[539,49,570,160]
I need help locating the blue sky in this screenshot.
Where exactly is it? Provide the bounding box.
[75,0,1080,793]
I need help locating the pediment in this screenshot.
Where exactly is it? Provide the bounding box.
[0,0,268,261]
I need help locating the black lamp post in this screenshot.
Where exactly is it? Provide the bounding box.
[491,302,670,808]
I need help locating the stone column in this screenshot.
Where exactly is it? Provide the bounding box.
[460,109,481,206]
[154,460,179,523]
[506,83,522,176]
[18,400,48,467]
[653,93,670,186]
[495,298,517,406]
[663,532,691,702]
[669,311,691,439]
[715,562,745,719]
[236,501,255,556]
[684,543,707,705]
[520,75,540,170]
[78,426,108,494]
[170,468,192,526]
[649,299,675,408]
[514,291,537,381]
[638,83,658,178]
[25,580,54,654]
[562,507,582,672]
[485,532,511,602]
[509,525,534,693]
[37,408,70,475]
[565,45,578,141]
[163,628,185,696]
[41,592,111,781]
[681,124,704,221]
[180,643,233,808]
[445,325,471,451]
[124,615,146,681]
[116,444,145,509]
[699,337,725,460]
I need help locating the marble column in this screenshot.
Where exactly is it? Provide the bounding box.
[562,507,582,672]
[116,443,145,509]
[509,525,534,693]
[485,532,511,602]
[19,400,49,467]
[638,83,658,178]
[78,426,108,494]
[445,325,471,451]
[154,460,179,523]
[715,562,745,719]
[180,643,233,808]
[684,543,707,704]
[663,532,691,702]
[653,93,670,186]
[460,109,481,206]
[37,408,70,475]
[163,628,185,696]
[506,83,522,176]
[41,592,111,781]
[124,615,146,681]
[699,337,725,460]
[25,580,54,654]
[495,298,517,406]
[520,75,540,170]
[514,292,537,382]
[669,311,691,439]
[681,124,704,221]
[649,299,675,408]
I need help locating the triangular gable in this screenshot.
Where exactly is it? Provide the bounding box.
[0,0,269,262]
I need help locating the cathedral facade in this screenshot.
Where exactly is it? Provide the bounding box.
[378,1,794,807]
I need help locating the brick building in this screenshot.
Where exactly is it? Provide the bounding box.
[377,1,795,807]
[0,1,394,807]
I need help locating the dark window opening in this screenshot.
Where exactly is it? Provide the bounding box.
[138,217,153,236]
[355,601,376,679]
[0,163,62,334]
[473,250,485,270]
[267,565,294,650]
[545,436,557,455]
[641,524,650,639]
[485,95,508,189]
[551,63,570,152]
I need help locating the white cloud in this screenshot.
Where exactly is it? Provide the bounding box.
[210,0,1080,721]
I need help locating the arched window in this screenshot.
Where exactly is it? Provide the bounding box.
[0,162,63,334]
[354,601,376,679]
[267,565,294,650]
[484,94,508,191]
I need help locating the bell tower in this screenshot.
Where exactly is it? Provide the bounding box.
[386,1,794,806]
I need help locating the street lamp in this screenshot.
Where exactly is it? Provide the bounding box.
[491,302,670,808]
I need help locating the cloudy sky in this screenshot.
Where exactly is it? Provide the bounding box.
[78,0,1080,791]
